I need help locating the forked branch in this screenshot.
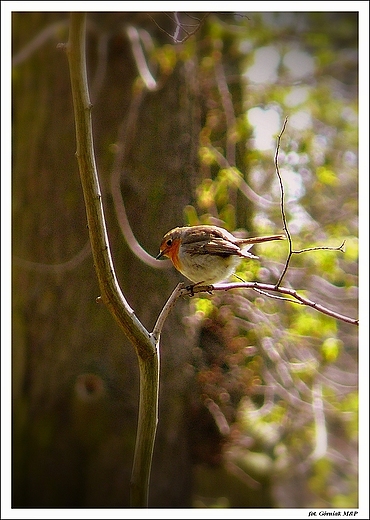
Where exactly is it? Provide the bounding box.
[152,281,358,342]
[67,13,159,508]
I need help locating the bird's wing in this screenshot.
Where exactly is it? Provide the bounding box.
[187,237,258,258]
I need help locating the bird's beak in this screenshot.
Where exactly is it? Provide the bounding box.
[156,250,165,260]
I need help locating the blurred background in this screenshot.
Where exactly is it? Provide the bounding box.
[12,11,358,508]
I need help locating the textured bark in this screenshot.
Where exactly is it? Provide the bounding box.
[12,12,198,507]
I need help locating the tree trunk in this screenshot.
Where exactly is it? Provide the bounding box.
[12,12,198,507]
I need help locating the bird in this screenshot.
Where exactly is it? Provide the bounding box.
[156,225,285,284]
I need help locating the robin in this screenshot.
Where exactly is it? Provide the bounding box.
[156,225,285,284]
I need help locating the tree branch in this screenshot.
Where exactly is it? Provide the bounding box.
[274,116,293,288]
[66,13,159,507]
[126,26,158,91]
[152,283,185,342]
[147,12,209,43]
[176,282,359,326]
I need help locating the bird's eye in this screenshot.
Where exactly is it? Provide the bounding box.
[166,239,172,246]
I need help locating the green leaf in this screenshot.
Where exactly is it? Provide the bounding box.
[321,337,342,363]
[316,166,339,186]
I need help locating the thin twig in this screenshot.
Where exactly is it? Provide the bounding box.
[177,282,358,326]
[252,287,302,305]
[152,283,185,342]
[173,12,182,43]
[274,116,292,288]
[292,241,346,254]
[147,13,209,43]
[274,119,346,288]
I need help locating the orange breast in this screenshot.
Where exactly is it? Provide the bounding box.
[167,238,182,271]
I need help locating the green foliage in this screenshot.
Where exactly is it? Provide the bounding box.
[290,307,336,336]
[193,296,214,319]
[321,337,342,364]
[316,166,339,187]
[153,44,178,75]
[179,11,358,508]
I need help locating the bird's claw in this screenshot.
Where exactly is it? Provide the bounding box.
[185,282,214,296]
